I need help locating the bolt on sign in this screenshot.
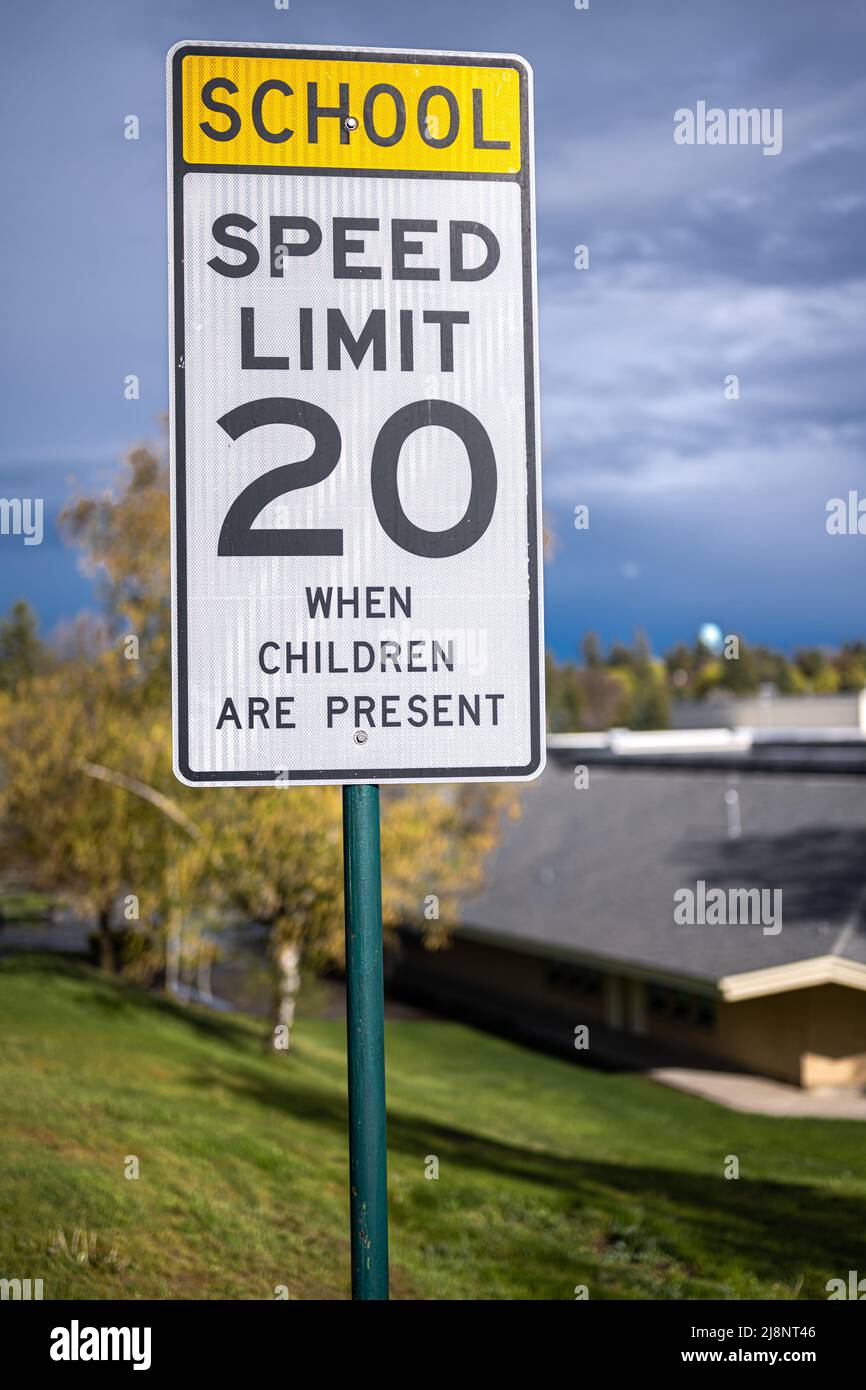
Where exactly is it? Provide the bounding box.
[167,42,544,785]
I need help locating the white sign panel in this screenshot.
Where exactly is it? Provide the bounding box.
[168,41,544,785]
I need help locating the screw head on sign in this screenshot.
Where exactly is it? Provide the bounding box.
[354,730,368,744]
[345,116,359,132]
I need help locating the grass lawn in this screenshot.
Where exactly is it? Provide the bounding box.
[0,954,863,1300]
[0,891,53,922]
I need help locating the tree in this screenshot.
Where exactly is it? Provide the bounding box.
[545,652,584,732]
[54,436,517,1045]
[574,667,629,730]
[581,632,603,670]
[0,665,172,969]
[836,642,866,692]
[213,786,343,1043]
[214,782,516,1048]
[77,749,221,990]
[61,442,171,699]
[0,601,45,694]
[794,647,840,694]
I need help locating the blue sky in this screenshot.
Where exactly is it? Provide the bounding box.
[2,0,865,659]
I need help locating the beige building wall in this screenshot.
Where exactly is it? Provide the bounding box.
[715,993,805,1085]
[800,984,866,1087]
[716,985,866,1087]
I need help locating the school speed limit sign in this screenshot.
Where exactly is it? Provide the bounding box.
[167,42,544,786]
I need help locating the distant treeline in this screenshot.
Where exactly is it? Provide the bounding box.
[545,633,866,733]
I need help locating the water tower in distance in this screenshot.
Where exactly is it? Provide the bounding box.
[698,622,724,655]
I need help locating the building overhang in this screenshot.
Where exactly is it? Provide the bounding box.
[718,955,866,1001]
[451,926,866,1003]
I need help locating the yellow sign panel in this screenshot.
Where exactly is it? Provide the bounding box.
[181,52,522,174]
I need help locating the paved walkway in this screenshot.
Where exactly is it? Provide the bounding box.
[0,919,91,953]
[648,1066,866,1118]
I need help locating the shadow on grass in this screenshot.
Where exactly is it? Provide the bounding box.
[6,956,864,1292]
[190,1058,866,1290]
[0,953,263,1053]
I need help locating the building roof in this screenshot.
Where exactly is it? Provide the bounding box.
[458,750,866,996]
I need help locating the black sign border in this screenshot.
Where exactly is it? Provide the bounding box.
[169,42,543,784]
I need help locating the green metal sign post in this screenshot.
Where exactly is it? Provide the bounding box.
[342,784,389,1300]
[168,36,540,1304]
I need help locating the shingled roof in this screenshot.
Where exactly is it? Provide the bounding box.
[457,752,866,994]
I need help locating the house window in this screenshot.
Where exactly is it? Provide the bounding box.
[546,963,603,997]
[695,999,717,1030]
[649,985,716,1031]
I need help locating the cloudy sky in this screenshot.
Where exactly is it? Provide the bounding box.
[2,0,864,657]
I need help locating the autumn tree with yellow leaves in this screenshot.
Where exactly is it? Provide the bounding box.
[0,435,517,1044]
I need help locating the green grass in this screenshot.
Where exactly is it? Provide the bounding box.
[0,955,863,1300]
[0,891,52,922]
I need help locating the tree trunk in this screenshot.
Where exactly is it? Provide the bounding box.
[98,907,116,973]
[271,939,301,1051]
[164,910,181,997]
[196,951,213,1004]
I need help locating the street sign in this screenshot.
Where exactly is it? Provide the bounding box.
[168,41,544,785]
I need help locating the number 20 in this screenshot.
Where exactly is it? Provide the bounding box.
[216,397,497,560]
